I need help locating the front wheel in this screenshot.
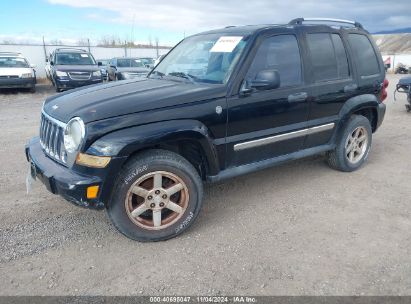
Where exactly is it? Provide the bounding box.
[108,149,203,242]
[326,115,372,172]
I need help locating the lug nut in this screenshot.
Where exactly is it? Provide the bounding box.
[159,202,165,207]
[147,195,153,200]
[162,194,167,199]
[150,203,155,208]
[155,190,160,195]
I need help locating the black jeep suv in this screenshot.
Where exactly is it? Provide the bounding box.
[26,18,387,242]
[48,48,103,92]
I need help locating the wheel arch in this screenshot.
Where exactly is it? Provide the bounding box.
[337,94,380,136]
[86,120,221,179]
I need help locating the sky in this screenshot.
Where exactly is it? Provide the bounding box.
[0,0,410,46]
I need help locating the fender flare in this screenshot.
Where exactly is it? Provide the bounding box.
[335,93,380,135]
[86,119,220,175]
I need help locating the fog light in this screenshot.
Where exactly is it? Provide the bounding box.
[87,185,99,199]
[76,153,111,168]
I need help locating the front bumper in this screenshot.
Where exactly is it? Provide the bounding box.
[0,77,35,89]
[25,137,108,209]
[55,77,102,90]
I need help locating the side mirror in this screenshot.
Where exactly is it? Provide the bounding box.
[250,69,280,90]
[98,61,102,66]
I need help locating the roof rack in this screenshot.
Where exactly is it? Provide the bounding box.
[289,18,363,29]
[54,48,87,53]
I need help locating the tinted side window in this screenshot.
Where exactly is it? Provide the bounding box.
[348,34,380,76]
[246,35,302,88]
[332,34,349,78]
[307,33,349,81]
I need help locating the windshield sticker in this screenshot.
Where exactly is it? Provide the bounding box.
[134,59,142,63]
[80,54,89,57]
[210,36,243,53]
[15,58,25,62]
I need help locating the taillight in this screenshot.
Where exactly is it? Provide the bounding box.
[380,78,389,102]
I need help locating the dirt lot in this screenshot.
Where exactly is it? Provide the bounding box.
[0,75,410,296]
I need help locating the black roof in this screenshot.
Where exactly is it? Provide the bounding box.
[195,24,285,36]
[192,18,367,37]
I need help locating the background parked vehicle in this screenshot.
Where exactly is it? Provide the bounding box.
[138,57,155,69]
[107,57,151,81]
[48,48,103,92]
[0,52,36,92]
[396,76,411,112]
[97,59,109,80]
[395,63,409,74]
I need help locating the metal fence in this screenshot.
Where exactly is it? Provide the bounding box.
[0,44,171,78]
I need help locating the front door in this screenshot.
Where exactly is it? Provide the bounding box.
[226,34,310,167]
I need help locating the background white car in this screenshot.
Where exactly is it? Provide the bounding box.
[0,52,36,92]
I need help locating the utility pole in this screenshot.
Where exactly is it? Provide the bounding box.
[42,36,47,62]
[87,38,91,53]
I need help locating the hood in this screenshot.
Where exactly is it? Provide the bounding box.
[43,78,225,123]
[117,67,151,73]
[54,64,100,72]
[0,67,32,76]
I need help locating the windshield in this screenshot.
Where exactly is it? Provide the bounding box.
[117,58,144,68]
[150,34,249,84]
[0,57,29,68]
[55,52,96,65]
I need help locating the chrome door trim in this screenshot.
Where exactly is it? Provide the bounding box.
[233,123,335,151]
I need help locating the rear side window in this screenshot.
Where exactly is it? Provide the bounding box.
[246,35,302,88]
[306,33,349,82]
[348,34,380,76]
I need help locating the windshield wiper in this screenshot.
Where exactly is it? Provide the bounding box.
[149,70,165,79]
[167,72,196,84]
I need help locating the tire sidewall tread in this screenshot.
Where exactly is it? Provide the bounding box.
[327,114,372,172]
[108,149,203,242]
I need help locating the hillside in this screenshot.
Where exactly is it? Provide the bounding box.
[373,33,411,54]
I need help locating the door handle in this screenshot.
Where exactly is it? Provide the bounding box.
[344,83,358,93]
[288,92,308,103]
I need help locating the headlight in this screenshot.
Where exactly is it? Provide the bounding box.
[56,70,67,77]
[93,70,101,77]
[64,117,85,153]
[21,73,32,78]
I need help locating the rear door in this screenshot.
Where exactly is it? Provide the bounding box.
[302,30,355,148]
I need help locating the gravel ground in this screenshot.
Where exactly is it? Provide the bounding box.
[0,75,410,296]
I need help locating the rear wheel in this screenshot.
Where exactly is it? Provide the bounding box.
[108,149,203,242]
[326,115,372,172]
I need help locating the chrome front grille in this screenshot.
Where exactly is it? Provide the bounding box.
[39,112,67,164]
[68,72,91,80]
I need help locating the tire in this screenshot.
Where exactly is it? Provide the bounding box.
[107,149,204,242]
[326,114,372,172]
[115,74,120,81]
